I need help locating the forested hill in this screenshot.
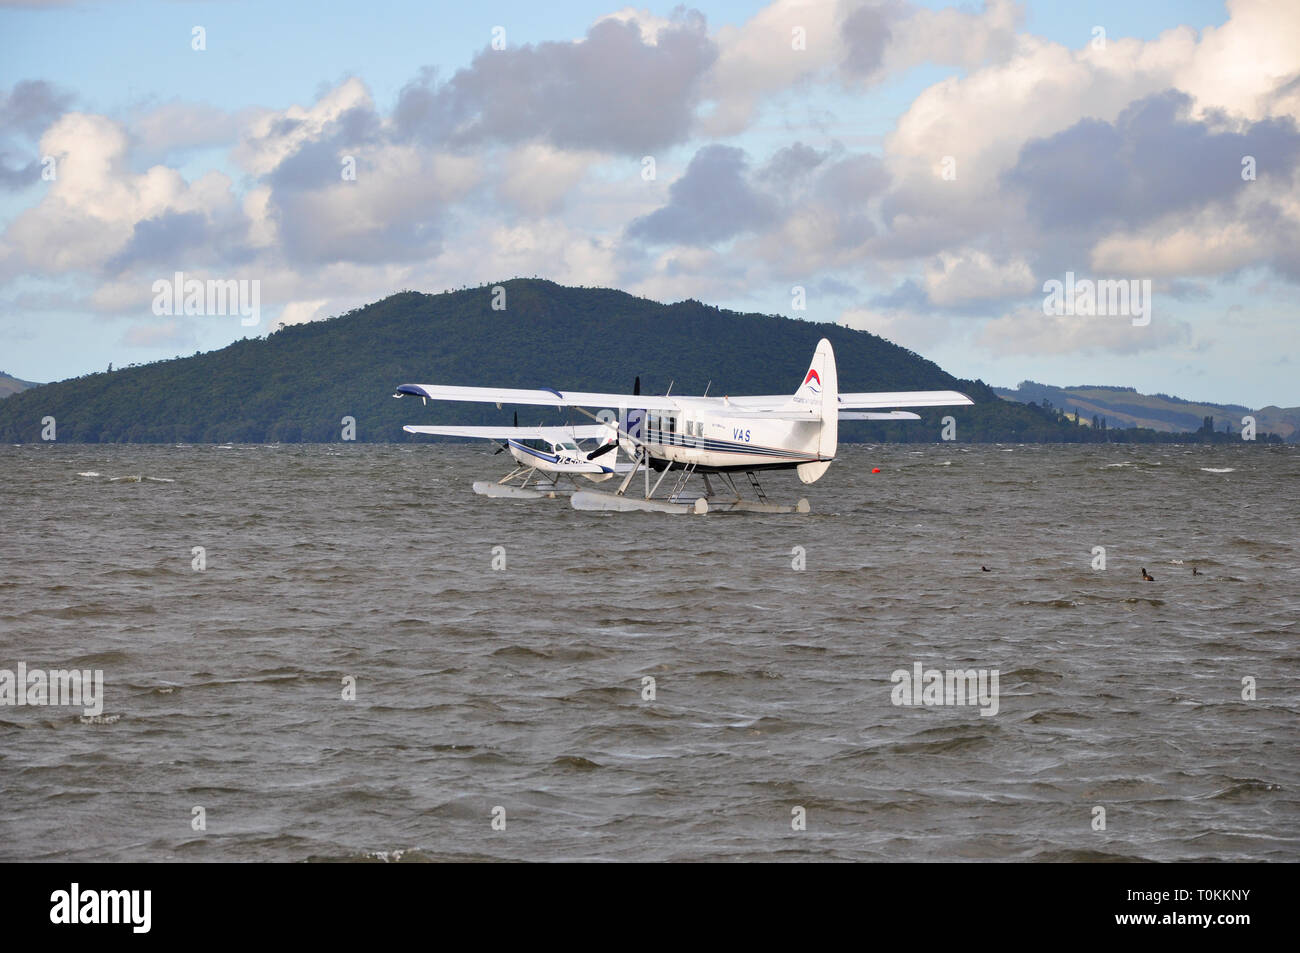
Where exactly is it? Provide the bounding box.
[995,380,1299,442]
[0,279,1188,443]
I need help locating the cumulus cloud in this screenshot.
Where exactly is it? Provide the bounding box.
[121,319,198,350]
[924,250,1035,306]
[594,7,686,45]
[740,150,889,278]
[130,101,251,160]
[1005,90,1300,231]
[856,0,1300,314]
[978,308,1192,355]
[2,112,244,277]
[1090,215,1286,278]
[235,78,376,178]
[877,0,1023,76]
[839,305,955,352]
[496,144,600,216]
[107,210,228,272]
[1173,0,1300,122]
[625,140,891,285]
[0,80,72,190]
[702,0,1023,137]
[839,1,896,78]
[627,144,777,244]
[393,14,717,155]
[0,79,71,138]
[277,299,329,327]
[269,146,480,266]
[692,0,843,137]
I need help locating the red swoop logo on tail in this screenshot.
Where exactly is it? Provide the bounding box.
[803,369,821,393]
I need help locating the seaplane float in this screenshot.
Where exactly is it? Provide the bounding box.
[393,338,972,514]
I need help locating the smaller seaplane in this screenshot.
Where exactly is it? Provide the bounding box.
[394,338,973,514]
[402,417,628,499]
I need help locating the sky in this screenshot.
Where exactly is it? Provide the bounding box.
[1,0,1297,407]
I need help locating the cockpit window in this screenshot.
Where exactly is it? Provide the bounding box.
[560,441,579,451]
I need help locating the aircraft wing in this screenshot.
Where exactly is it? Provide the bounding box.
[716,391,972,411]
[402,424,615,440]
[395,384,972,414]
[395,384,678,410]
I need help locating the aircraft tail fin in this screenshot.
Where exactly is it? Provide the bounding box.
[795,338,837,484]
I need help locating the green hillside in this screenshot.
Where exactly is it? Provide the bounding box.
[996,380,1298,442]
[0,371,40,399]
[0,280,1272,443]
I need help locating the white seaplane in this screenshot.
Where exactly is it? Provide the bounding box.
[394,338,973,514]
[402,418,628,498]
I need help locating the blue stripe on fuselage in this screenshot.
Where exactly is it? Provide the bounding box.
[509,440,559,464]
[650,435,811,458]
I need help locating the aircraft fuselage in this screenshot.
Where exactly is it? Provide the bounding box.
[627,409,826,473]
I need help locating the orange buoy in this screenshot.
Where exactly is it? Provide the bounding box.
[871,467,881,473]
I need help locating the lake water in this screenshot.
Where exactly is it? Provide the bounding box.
[1,442,1296,861]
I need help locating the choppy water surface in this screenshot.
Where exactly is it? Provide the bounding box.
[1,442,1296,862]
